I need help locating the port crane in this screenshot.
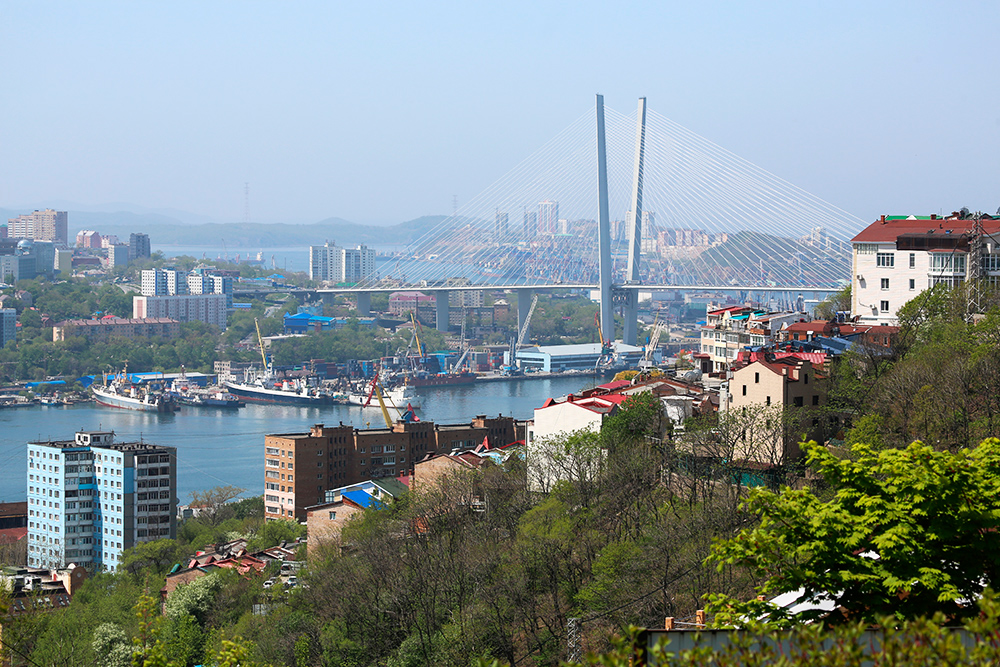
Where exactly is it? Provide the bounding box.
[502,294,538,375]
[362,370,397,428]
[639,308,666,370]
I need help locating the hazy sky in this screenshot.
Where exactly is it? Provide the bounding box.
[2,1,998,226]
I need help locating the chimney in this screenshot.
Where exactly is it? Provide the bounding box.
[931,214,937,220]
[880,215,886,223]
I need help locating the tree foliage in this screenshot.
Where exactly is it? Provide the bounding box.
[707,438,1000,625]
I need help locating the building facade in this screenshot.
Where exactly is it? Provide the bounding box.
[27,431,176,571]
[52,317,180,343]
[1,308,15,348]
[537,201,559,235]
[129,233,151,261]
[133,293,227,329]
[7,210,68,246]
[264,416,520,522]
[309,242,377,283]
[851,212,1000,324]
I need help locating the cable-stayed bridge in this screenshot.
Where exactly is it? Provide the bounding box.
[321,95,865,344]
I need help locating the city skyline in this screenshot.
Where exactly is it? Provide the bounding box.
[2,2,999,227]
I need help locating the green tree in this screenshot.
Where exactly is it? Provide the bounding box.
[707,438,1000,625]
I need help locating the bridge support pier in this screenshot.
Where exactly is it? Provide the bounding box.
[517,288,534,342]
[622,291,639,347]
[436,290,450,332]
[356,292,371,317]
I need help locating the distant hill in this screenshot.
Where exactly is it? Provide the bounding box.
[1,207,452,248]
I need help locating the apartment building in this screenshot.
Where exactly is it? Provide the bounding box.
[264,416,520,522]
[52,317,180,343]
[7,209,68,246]
[133,293,228,329]
[309,242,376,283]
[851,212,1000,324]
[27,431,176,571]
[699,306,803,372]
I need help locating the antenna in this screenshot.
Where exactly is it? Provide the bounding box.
[244,183,250,224]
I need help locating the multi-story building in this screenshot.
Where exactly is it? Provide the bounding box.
[52,317,180,343]
[141,268,189,296]
[26,431,176,571]
[725,357,826,466]
[264,416,521,522]
[537,201,559,235]
[495,210,509,240]
[129,233,151,261]
[133,293,227,330]
[523,210,537,237]
[106,244,130,270]
[851,212,1000,324]
[699,306,803,372]
[1,308,15,348]
[76,230,102,248]
[7,210,68,246]
[309,242,376,283]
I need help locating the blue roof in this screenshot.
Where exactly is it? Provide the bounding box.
[342,489,376,508]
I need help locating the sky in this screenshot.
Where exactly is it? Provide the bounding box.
[2,1,998,226]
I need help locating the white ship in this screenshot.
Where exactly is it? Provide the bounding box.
[92,370,178,413]
[346,383,419,409]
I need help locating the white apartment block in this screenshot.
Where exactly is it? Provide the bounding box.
[27,431,176,571]
[133,293,228,330]
[309,242,376,283]
[851,213,1000,325]
[141,268,189,296]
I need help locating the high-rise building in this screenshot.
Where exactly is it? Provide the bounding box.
[129,233,151,261]
[309,242,376,283]
[1,308,15,348]
[27,431,177,571]
[141,268,188,296]
[7,210,68,246]
[495,210,509,240]
[106,245,130,270]
[523,210,537,237]
[538,201,559,235]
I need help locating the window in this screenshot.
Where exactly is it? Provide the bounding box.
[812,395,820,406]
[804,374,809,385]
[328,511,337,520]
[909,279,915,290]
[876,252,894,267]
[909,253,916,268]
[741,385,747,396]
[856,243,878,254]
[930,254,966,273]
[881,278,889,290]
[766,396,771,406]
[754,372,760,384]
[793,396,804,407]
[880,300,889,312]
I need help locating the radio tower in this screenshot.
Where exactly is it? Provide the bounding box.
[244,183,250,223]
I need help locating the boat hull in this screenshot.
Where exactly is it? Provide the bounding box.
[93,387,177,413]
[225,382,331,405]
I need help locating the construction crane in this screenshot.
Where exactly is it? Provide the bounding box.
[254,318,270,374]
[640,309,665,370]
[516,294,539,351]
[409,311,424,357]
[362,371,396,428]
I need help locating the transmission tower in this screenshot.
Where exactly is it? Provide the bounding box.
[967,214,986,319]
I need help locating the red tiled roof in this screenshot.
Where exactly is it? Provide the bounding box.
[852,217,1000,244]
[597,380,631,391]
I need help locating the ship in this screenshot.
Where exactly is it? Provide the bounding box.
[346,382,419,408]
[175,389,245,409]
[225,372,332,405]
[222,317,332,405]
[93,369,178,413]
